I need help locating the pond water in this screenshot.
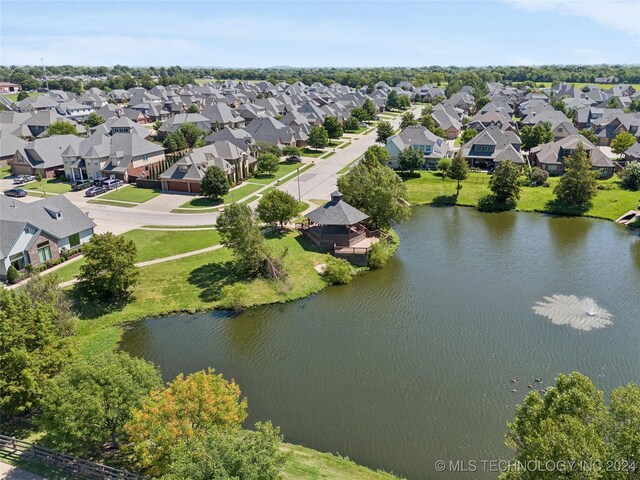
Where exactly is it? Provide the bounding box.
[121,206,640,479]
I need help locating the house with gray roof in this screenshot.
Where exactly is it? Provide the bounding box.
[157,113,211,138]
[11,134,82,178]
[201,103,245,130]
[529,134,615,178]
[386,126,450,168]
[243,117,300,146]
[624,142,640,164]
[459,125,524,169]
[0,195,95,280]
[0,130,27,166]
[431,103,462,139]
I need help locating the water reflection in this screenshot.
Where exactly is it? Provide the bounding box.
[547,215,594,256]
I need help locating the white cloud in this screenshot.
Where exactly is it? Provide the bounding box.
[504,0,640,37]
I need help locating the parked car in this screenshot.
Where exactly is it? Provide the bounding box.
[23,175,36,182]
[85,185,106,197]
[287,155,301,162]
[102,179,124,190]
[4,188,27,198]
[12,176,27,185]
[71,179,92,191]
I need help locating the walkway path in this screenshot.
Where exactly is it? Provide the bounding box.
[0,462,44,480]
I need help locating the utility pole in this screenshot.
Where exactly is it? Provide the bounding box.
[297,167,301,202]
[41,58,49,91]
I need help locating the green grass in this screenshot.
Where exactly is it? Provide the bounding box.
[178,182,264,209]
[142,224,218,229]
[100,185,161,203]
[404,171,640,221]
[1,91,41,102]
[344,126,367,135]
[87,199,137,208]
[0,164,11,178]
[284,444,402,480]
[0,452,77,480]
[70,231,330,357]
[241,195,260,205]
[22,178,72,194]
[319,152,335,159]
[250,161,304,184]
[514,81,640,90]
[302,148,328,158]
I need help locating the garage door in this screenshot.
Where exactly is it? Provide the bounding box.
[189,182,201,194]
[166,181,190,192]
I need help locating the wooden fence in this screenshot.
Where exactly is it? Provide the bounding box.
[0,434,147,480]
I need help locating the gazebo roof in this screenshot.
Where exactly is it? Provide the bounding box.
[306,191,368,226]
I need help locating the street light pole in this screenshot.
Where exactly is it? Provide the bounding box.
[297,167,301,202]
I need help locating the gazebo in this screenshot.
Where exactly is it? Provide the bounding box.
[299,191,374,252]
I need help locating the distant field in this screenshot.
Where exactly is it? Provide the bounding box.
[515,81,640,90]
[1,91,41,102]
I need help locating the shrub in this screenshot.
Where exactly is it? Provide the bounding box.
[6,265,21,284]
[477,194,516,212]
[368,239,395,269]
[620,161,640,191]
[218,283,251,311]
[323,257,355,285]
[529,167,549,187]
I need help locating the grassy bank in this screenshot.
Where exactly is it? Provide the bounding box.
[69,231,330,358]
[404,171,640,221]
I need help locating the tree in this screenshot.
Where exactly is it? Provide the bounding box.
[386,90,400,110]
[323,257,355,285]
[126,368,248,476]
[323,116,343,139]
[489,160,521,206]
[337,155,410,229]
[307,125,329,150]
[367,238,395,269]
[520,122,554,151]
[350,107,368,122]
[397,147,425,174]
[47,121,81,137]
[78,233,139,299]
[35,171,43,187]
[282,145,301,159]
[553,143,598,208]
[201,165,230,199]
[607,97,620,108]
[611,131,636,156]
[163,422,288,480]
[437,158,451,180]
[163,131,187,152]
[420,113,436,131]
[256,152,280,176]
[375,121,394,144]
[362,98,378,120]
[448,152,469,196]
[579,128,598,144]
[460,128,478,144]
[400,112,418,129]
[85,112,105,128]
[186,103,200,113]
[255,141,282,157]
[0,277,75,417]
[257,189,299,228]
[179,122,204,148]
[364,145,391,165]
[529,166,549,187]
[344,116,360,132]
[16,90,29,101]
[398,95,411,109]
[620,161,640,191]
[609,383,640,472]
[475,97,490,110]
[39,352,161,455]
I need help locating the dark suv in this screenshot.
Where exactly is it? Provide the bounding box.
[71,179,92,191]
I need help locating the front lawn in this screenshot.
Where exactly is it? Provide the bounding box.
[178,182,264,209]
[404,171,640,221]
[2,91,41,102]
[250,161,304,184]
[100,185,161,203]
[22,178,72,194]
[0,165,11,178]
[70,231,330,357]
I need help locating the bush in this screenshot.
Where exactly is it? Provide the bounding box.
[218,283,251,311]
[323,257,355,285]
[6,265,21,284]
[620,161,640,191]
[368,239,395,269]
[477,194,516,212]
[529,167,549,187]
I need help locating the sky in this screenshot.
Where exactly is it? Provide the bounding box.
[1,0,639,67]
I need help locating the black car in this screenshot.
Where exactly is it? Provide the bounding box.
[85,185,106,197]
[4,188,27,198]
[72,179,92,191]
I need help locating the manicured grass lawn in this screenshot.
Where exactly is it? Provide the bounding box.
[251,161,304,184]
[284,444,401,480]
[344,126,367,135]
[87,199,137,208]
[142,224,218,229]
[70,231,330,357]
[302,148,328,158]
[0,165,11,178]
[1,91,41,102]
[241,195,260,205]
[178,182,264,209]
[23,178,72,194]
[100,185,161,203]
[404,171,640,221]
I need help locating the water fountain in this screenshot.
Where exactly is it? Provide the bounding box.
[533,294,613,331]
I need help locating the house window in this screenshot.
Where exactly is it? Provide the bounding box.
[69,233,80,248]
[37,241,52,263]
[142,154,148,161]
[9,253,25,271]
[474,145,494,153]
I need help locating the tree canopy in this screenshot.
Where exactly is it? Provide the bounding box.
[201,165,230,199]
[308,125,329,150]
[323,116,343,139]
[611,131,636,155]
[256,152,280,176]
[85,112,105,128]
[448,152,469,196]
[376,121,394,144]
[553,143,598,208]
[489,160,521,203]
[397,147,425,174]
[47,121,81,137]
[521,122,554,151]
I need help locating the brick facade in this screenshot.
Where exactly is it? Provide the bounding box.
[26,233,60,267]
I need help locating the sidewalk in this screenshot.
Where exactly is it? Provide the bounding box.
[0,462,44,480]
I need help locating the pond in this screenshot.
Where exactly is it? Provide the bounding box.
[121,206,640,479]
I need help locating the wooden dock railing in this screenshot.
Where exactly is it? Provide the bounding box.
[0,434,147,480]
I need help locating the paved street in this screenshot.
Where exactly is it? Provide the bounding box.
[0,462,44,480]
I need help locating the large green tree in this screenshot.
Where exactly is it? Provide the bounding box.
[400,112,418,129]
[611,131,636,156]
[397,147,425,174]
[257,189,299,228]
[344,116,360,132]
[78,233,139,299]
[85,112,105,128]
[201,165,230,199]
[47,121,81,137]
[448,152,469,196]
[579,128,598,144]
[337,150,410,229]
[178,122,204,148]
[620,161,640,191]
[489,160,521,203]
[362,98,378,120]
[386,90,400,110]
[256,152,280,176]
[520,122,554,151]
[553,143,598,208]
[323,116,343,139]
[39,352,161,454]
[0,276,75,418]
[163,422,288,480]
[375,121,394,144]
[364,145,391,165]
[307,125,329,150]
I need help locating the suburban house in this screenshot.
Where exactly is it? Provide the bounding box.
[11,134,82,178]
[431,103,462,139]
[0,82,21,93]
[160,140,255,193]
[0,195,95,280]
[529,134,615,178]
[243,117,301,146]
[385,126,450,168]
[590,112,640,146]
[459,125,524,169]
[0,130,27,167]
[55,101,95,122]
[156,113,211,138]
[201,103,245,130]
[624,142,640,164]
[62,122,165,183]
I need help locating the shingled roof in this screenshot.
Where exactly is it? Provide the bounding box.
[306,191,368,226]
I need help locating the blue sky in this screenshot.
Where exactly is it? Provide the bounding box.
[1,0,639,67]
